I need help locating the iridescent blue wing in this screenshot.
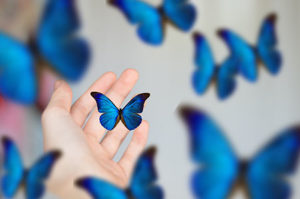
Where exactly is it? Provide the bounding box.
[25,151,61,199]
[179,106,239,199]
[216,56,238,100]
[130,147,164,199]
[218,29,257,82]
[1,137,24,198]
[0,33,37,104]
[256,13,282,75]
[109,0,163,45]
[37,0,90,81]
[91,92,120,131]
[247,127,300,199]
[192,33,215,95]
[162,0,196,31]
[76,177,127,199]
[121,93,150,130]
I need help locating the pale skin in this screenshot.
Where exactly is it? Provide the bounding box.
[42,69,149,199]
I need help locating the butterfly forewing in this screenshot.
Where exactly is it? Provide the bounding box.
[179,106,239,198]
[121,93,150,130]
[257,13,282,75]
[76,177,128,199]
[0,33,37,104]
[37,0,90,81]
[26,151,61,199]
[91,92,120,131]
[1,137,24,197]
[247,128,300,199]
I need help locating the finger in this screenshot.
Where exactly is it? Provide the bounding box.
[70,72,116,127]
[118,121,149,176]
[45,80,72,112]
[84,68,139,143]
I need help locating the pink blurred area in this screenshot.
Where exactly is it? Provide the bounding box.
[0,96,26,147]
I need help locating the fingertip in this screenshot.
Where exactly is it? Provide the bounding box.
[136,120,149,133]
[47,80,72,111]
[122,68,139,83]
[104,71,117,81]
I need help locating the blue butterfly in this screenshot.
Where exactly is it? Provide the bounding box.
[109,0,197,45]
[76,147,164,199]
[192,13,281,100]
[0,0,90,104]
[91,92,150,131]
[179,106,300,199]
[1,137,61,199]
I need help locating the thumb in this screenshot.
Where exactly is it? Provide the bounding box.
[46,80,73,112]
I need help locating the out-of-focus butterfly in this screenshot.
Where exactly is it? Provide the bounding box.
[76,146,164,199]
[0,0,90,105]
[109,0,197,45]
[192,13,281,100]
[1,137,61,199]
[179,105,300,199]
[91,92,150,131]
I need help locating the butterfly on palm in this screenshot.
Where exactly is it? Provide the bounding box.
[179,105,300,199]
[91,92,150,131]
[76,147,164,199]
[109,0,197,45]
[0,0,90,105]
[1,137,61,199]
[192,13,281,100]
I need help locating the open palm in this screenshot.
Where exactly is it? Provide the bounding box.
[42,69,149,199]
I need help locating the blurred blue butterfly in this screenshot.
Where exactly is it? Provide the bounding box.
[91,92,150,131]
[76,147,164,199]
[0,0,90,104]
[192,13,281,100]
[109,0,197,45]
[180,106,300,199]
[1,137,61,199]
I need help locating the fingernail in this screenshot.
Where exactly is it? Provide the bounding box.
[54,80,63,90]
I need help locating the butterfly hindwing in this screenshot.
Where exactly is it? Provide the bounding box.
[76,147,163,199]
[91,92,120,131]
[121,93,150,130]
[0,33,37,104]
[25,151,61,199]
[1,137,24,197]
[130,147,163,199]
[110,0,163,45]
[163,0,196,31]
[247,127,300,199]
[37,0,90,81]
[192,33,215,95]
[218,29,257,82]
[180,106,239,199]
[256,13,282,75]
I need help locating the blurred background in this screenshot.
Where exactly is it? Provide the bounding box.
[0,0,300,198]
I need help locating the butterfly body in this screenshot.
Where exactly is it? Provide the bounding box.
[1,137,61,199]
[180,106,300,199]
[192,13,281,100]
[77,147,164,199]
[109,0,196,45]
[0,0,90,104]
[91,92,150,131]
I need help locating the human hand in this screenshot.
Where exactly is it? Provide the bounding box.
[41,69,149,199]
